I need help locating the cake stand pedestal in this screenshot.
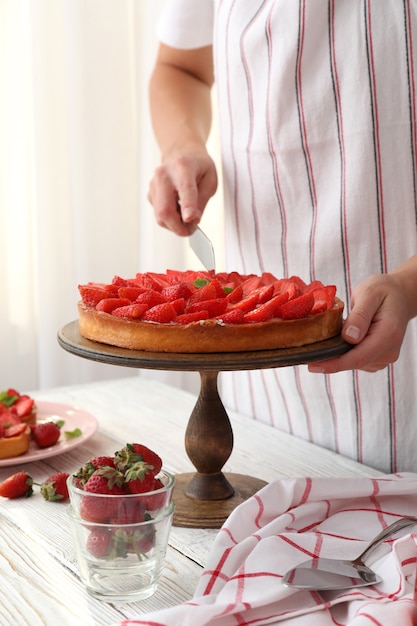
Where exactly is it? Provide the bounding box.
[58,321,351,528]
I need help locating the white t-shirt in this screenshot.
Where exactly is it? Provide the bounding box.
[157,0,417,473]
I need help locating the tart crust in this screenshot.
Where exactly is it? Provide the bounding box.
[0,425,31,460]
[78,298,344,353]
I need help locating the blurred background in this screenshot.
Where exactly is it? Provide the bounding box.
[0,1,223,395]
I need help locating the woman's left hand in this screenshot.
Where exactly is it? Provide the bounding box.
[308,272,413,374]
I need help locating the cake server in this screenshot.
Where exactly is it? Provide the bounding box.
[189,227,216,271]
[282,516,417,590]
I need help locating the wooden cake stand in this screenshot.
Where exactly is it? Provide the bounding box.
[58,321,351,528]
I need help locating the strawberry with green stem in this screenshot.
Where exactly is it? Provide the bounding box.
[40,472,70,502]
[115,443,162,475]
[80,467,127,522]
[0,471,33,498]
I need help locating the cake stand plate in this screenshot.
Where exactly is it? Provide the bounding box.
[58,321,351,528]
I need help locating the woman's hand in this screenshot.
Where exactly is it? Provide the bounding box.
[308,271,415,374]
[147,148,218,236]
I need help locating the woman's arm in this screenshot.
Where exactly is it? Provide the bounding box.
[148,44,218,235]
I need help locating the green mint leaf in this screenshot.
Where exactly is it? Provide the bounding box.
[65,428,82,438]
[194,277,210,288]
[0,391,18,407]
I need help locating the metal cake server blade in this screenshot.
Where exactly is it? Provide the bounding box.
[282,516,417,591]
[189,227,216,271]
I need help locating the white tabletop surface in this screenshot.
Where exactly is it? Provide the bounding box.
[0,375,382,626]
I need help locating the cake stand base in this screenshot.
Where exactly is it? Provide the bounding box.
[173,472,267,528]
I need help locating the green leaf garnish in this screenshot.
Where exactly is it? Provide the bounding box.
[64,428,82,438]
[55,419,65,429]
[223,286,233,294]
[0,391,18,407]
[193,277,210,288]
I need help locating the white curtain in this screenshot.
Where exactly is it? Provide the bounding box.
[0,0,223,394]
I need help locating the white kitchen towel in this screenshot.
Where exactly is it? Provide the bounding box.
[116,474,417,625]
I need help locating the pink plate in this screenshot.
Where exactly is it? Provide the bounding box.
[0,401,98,467]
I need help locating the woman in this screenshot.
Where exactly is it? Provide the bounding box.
[147,0,417,473]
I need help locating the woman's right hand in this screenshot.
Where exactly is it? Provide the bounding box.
[148,43,216,236]
[147,147,218,236]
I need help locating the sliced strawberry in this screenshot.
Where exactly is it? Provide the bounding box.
[117,286,147,300]
[142,302,178,323]
[144,271,172,289]
[225,284,243,304]
[243,292,289,323]
[273,279,300,300]
[172,270,213,284]
[96,298,131,313]
[216,309,245,324]
[175,311,210,324]
[162,282,194,302]
[0,409,21,426]
[310,285,336,314]
[260,271,278,285]
[135,290,168,307]
[210,278,227,298]
[303,280,325,294]
[140,273,165,292]
[219,271,244,286]
[4,423,28,438]
[187,282,218,305]
[288,275,308,290]
[276,291,315,319]
[78,283,118,307]
[230,292,259,313]
[255,283,274,304]
[186,298,228,317]
[170,298,186,315]
[111,303,148,319]
[125,277,146,288]
[111,275,128,287]
[240,275,262,296]
[14,396,34,418]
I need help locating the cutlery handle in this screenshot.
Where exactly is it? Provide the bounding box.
[357,516,417,562]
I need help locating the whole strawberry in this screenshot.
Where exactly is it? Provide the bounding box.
[0,471,33,498]
[142,477,168,511]
[31,421,61,448]
[129,526,155,556]
[115,443,162,475]
[124,461,156,494]
[40,472,70,502]
[110,498,146,526]
[87,528,113,559]
[80,467,127,522]
[73,455,116,488]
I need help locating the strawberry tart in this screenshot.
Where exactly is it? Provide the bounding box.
[0,389,37,459]
[77,270,344,353]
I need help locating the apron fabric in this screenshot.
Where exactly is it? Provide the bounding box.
[157,0,417,473]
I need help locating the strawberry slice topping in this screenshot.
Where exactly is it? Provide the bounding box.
[79,270,338,326]
[276,292,315,319]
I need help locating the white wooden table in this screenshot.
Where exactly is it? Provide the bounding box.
[0,375,382,626]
